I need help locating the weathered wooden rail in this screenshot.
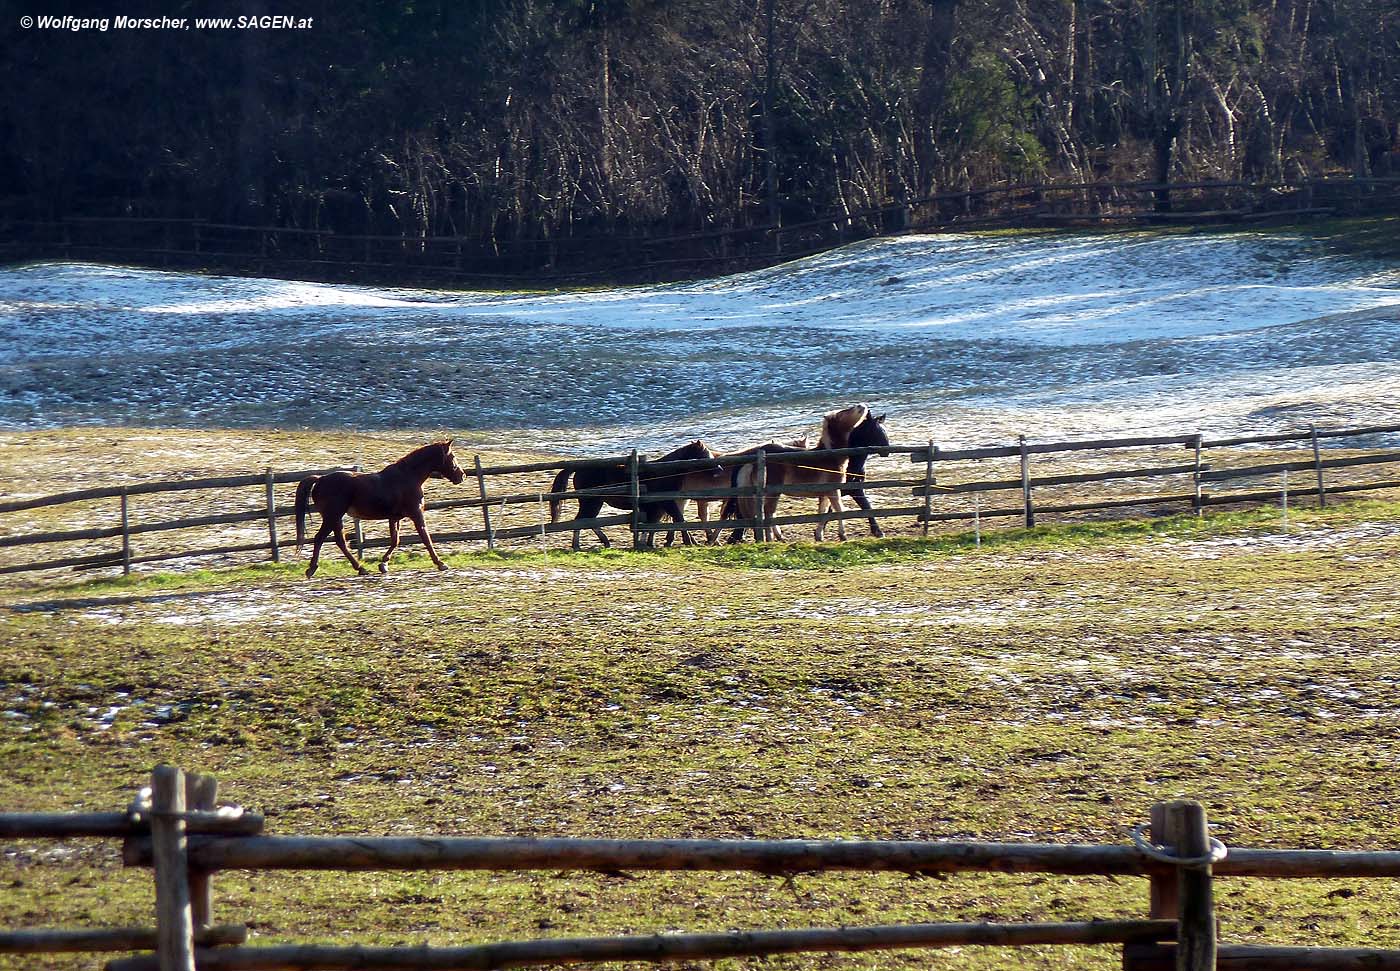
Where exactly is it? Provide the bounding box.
[3,766,1400,970]
[3,176,1398,284]
[1,420,1398,577]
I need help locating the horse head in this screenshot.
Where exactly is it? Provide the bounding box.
[820,403,870,448]
[667,439,723,473]
[852,412,891,456]
[437,439,466,485]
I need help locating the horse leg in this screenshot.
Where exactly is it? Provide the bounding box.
[814,495,827,543]
[833,488,847,541]
[666,501,693,547]
[678,499,698,547]
[332,524,370,575]
[664,500,684,548]
[726,496,750,544]
[305,520,334,578]
[408,512,447,570]
[378,519,401,574]
[698,500,719,545]
[848,488,881,537]
[578,498,609,549]
[851,495,873,540]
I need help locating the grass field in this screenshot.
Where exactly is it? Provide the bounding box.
[3,433,1399,971]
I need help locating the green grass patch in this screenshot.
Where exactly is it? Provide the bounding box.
[38,496,1400,594]
[2,494,1398,970]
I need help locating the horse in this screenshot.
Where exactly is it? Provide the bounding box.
[295,440,465,578]
[728,404,870,543]
[548,440,719,551]
[841,412,891,537]
[662,435,811,547]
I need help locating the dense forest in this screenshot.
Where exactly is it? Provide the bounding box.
[2,0,1397,245]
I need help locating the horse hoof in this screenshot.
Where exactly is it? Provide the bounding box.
[378,562,389,574]
[305,567,317,579]
[357,567,370,576]
[435,562,448,571]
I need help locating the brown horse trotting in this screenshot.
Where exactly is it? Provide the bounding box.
[295,440,465,578]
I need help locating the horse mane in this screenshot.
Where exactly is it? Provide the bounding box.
[656,440,715,462]
[393,440,450,471]
[820,404,869,448]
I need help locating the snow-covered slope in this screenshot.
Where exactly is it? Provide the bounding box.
[3,231,1399,450]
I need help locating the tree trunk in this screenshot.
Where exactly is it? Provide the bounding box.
[235,0,267,222]
[915,0,960,194]
[761,0,781,250]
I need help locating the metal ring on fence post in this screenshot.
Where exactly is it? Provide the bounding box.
[1126,823,1228,869]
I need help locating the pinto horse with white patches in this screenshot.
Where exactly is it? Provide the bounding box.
[729,404,872,543]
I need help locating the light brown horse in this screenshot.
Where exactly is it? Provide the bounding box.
[295,440,465,577]
[732,405,868,543]
[664,435,811,547]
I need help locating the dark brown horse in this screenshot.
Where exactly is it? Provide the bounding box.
[547,440,718,550]
[295,440,465,578]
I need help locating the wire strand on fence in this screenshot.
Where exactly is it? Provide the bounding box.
[1126,825,1228,870]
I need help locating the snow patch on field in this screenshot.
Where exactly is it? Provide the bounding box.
[3,231,1399,449]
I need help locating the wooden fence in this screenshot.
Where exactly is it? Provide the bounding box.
[2,420,1399,578]
[4,765,1400,969]
[3,176,1399,284]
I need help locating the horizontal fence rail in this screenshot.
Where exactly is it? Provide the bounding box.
[114,835,1400,880]
[4,177,1399,284]
[5,766,1400,971]
[1,421,1398,576]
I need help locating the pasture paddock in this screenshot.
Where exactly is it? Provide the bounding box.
[1,421,1398,578]
[1,474,1399,969]
[7,766,1400,970]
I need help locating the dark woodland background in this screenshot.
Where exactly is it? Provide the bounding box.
[2,0,1397,248]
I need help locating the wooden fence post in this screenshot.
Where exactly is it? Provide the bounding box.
[120,488,132,576]
[474,456,495,551]
[1172,801,1217,971]
[150,765,196,971]
[183,773,218,930]
[1192,434,1204,516]
[351,466,364,556]
[264,469,279,563]
[1019,436,1035,528]
[922,442,935,538]
[1146,801,1217,971]
[1311,424,1327,508]
[629,450,642,550]
[754,450,768,542]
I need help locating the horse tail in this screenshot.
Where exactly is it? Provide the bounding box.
[548,467,571,523]
[295,475,319,551]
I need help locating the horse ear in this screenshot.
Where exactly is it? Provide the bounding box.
[876,414,887,423]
